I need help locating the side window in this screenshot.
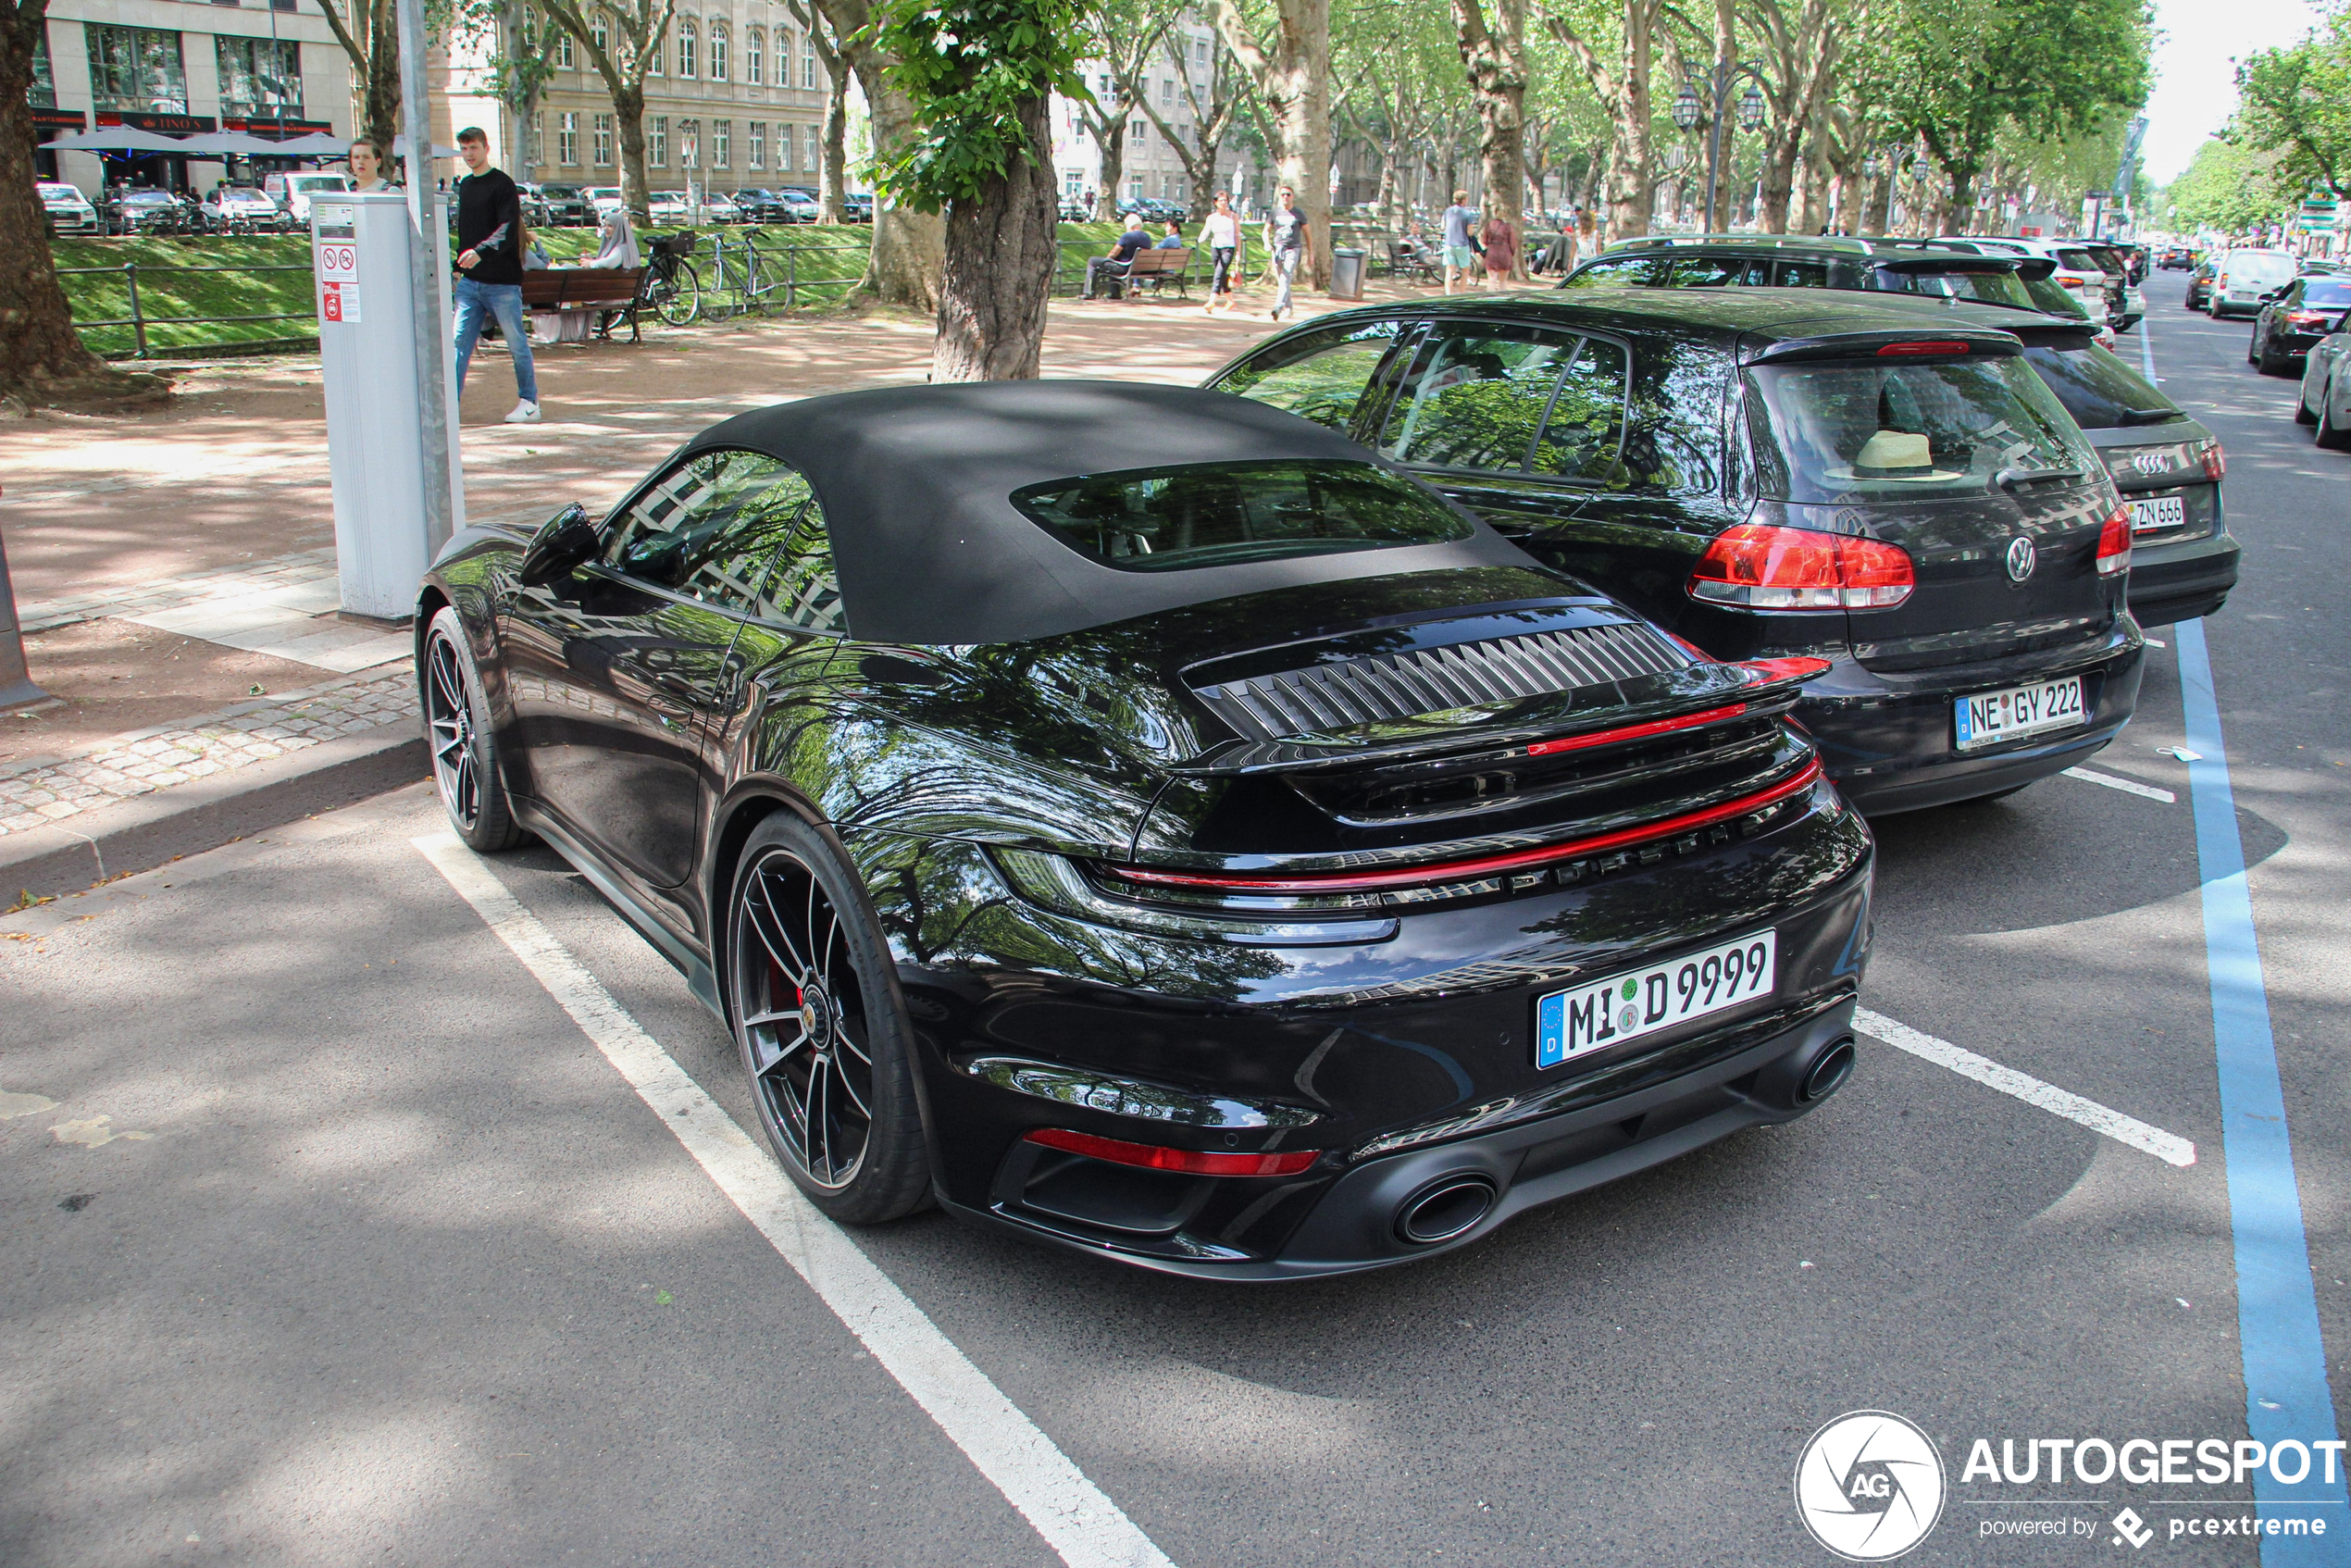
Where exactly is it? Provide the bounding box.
[1563,255,1662,288]
[751,491,844,631]
[1376,326,1583,472]
[1213,318,1402,431]
[1774,260,1830,288]
[1530,338,1629,481]
[603,450,822,619]
[1665,255,1767,287]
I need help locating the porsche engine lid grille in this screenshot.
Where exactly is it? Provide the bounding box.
[1190,622,1690,743]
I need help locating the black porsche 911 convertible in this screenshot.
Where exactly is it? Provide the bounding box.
[417,381,1873,1278]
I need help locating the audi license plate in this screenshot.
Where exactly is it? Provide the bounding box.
[1955,676,2085,751]
[2129,495,2186,535]
[1535,931,1776,1070]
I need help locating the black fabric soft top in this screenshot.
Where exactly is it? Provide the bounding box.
[679,380,1531,646]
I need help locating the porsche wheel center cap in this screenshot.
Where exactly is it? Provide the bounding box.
[800,986,835,1052]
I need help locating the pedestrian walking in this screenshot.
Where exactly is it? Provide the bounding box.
[1199,191,1241,315]
[1264,186,1307,320]
[1086,218,1153,300]
[1480,211,1519,289]
[1441,191,1478,295]
[449,127,541,425]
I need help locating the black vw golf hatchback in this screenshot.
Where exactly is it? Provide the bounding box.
[417,382,1872,1278]
[1205,290,2146,815]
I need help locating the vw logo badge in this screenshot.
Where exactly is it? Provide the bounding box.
[2005,536,2036,582]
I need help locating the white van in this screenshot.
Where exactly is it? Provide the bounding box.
[264,170,355,226]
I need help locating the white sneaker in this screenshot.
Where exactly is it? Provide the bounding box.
[504,400,542,424]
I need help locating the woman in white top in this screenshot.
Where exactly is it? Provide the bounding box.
[1198,191,1242,315]
[347,138,391,192]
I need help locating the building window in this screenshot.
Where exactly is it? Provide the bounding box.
[775,29,790,87]
[557,30,574,68]
[678,117,698,168]
[559,111,578,166]
[1127,176,1142,201]
[801,33,815,89]
[712,118,728,168]
[748,121,765,169]
[676,19,695,79]
[215,35,300,117]
[30,27,55,107]
[651,115,667,168]
[86,25,188,113]
[1172,178,1185,203]
[709,23,728,81]
[1130,118,1145,143]
[746,28,762,84]
[1161,77,1172,104]
[529,111,545,167]
[777,121,792,171]
[591,15,608,55]
[1194,37,1206,64]
[804,124,819,173]
[646,22,662,73]
[593,112,613,166]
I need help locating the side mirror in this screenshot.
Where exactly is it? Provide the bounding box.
[519,503,602,587]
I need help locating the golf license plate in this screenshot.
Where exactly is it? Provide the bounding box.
[1535,931,1775,1070]
[2129,495,2186,535]
[1955,676,2084,752]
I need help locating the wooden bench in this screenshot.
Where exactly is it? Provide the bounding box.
[1388,239,1441,282]
[520,266,646,342]
[1124,246,1193,299]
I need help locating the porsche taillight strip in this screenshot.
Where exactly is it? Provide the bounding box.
[1101,758,1826,897]
[1523,702,1750,758]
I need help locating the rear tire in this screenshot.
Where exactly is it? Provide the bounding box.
[2319,380,2351,452]
[2297,388,2320,425]
[653,259,702,325]
[420,606,526,852]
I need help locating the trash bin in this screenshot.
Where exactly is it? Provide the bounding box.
[1329,246,1367,302]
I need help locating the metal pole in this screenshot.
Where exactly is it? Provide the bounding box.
[1703,66,1725,233]
[1885,152,1899,234]
[0,519,54,714]
[125,263,148,358]
[398,0,464,559]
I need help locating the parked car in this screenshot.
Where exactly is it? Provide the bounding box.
[1865,295,2237,626]
[104,187,196,235]
[842,192,874,223]
[1568,235,2045,314]
[202,184,282,232]
[2249,273,2351,375]
[37,180,98,236]
[531,181,592,227]
[2295,327,2351,448]
[1926,240,2108,341]
[263,169,353,228]
[2185,256,2218,311]
[1942,237,2116,329]
[581,186,625,221]
[732,187,807,223]
[2158,246,2195,270]
[1205,292,2146,815]
[2076,243,2144,330]
[700,191,743,224]
[646,189,692,223]
[414,381,1872,1275]
[2208,248,2299,318]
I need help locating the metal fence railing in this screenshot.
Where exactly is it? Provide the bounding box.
[57,261,316,359]
[690,228,870,317]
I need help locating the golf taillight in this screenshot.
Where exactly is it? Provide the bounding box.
[2096,505,2133,578]
[2196,438,2227,480]
[1688,524,1914,610]
[1025,1126,1321,1177]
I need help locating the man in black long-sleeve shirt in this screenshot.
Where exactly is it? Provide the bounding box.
[451,126,541,423]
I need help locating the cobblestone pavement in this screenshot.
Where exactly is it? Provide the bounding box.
[15,547,338,635]
[0,669,414,839]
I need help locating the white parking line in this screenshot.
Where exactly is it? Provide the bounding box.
[414,833,1177,1568]
[2062,765,2178,803]
[1853,1007,2197,1168]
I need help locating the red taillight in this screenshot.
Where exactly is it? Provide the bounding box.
[2197,439,2226,480]
[2286,310,2330,328]
[2096,504,2132,578]
[1878,340,1970,355]
[1689,524,1914,610]
[1737,655,1835,683]
[1025,1126,1321,1177]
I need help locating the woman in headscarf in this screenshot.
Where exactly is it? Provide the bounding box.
[585,202,639,268]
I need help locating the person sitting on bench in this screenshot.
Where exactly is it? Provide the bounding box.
[1086,220,1153,300]
[584,205,639,269]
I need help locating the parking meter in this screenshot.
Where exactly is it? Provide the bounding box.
[311,191,465,620]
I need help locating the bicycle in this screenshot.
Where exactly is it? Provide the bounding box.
[703,229,796,317]
[641,231,703,326]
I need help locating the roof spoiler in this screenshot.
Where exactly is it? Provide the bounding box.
[1873,253,2022,275]
[1744,328,2023,366]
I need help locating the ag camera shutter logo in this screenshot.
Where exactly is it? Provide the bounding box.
[1794,1411,1947,1561]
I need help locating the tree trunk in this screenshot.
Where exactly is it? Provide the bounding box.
[820,54,849,222]
[932,94,1056,381]
[1213,0,1332,288]
[0,6,157,404]
[1455,0,1527,265]
[1095,116,1128,220]
[614,84,651,223]
[363,2,401,153]
[851,53,943,309]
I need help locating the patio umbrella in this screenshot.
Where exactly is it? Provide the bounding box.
[391,134,461,159]
[268,131,358,156]
[174,131,292,157]
[44,126,191,153]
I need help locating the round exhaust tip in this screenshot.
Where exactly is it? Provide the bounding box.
[1395,1176,1498,1246]
[1800,1039,1857,1104]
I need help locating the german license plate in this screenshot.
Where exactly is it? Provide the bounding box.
[2129,495,2185,535]
[1535,931,1776,1070]
[1955,676,2085,751]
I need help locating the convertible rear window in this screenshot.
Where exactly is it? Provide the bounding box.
[1744,355,2096,503]
[2022,342,2182,429]
[1013,460,1471,573]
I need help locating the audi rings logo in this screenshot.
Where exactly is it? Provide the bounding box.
[2005,536,2037,582]
[1795,1411,1947,1561]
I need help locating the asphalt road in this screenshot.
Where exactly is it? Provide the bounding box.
[4,270,2346,1567]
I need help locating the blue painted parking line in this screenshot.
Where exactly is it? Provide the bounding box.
[2176,616,2349,1562]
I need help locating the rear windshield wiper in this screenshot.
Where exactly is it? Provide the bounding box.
[1997,465,2091,489]
[2116,405,2180,426]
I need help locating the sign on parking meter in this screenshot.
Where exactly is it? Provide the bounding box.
[312,192,465,619]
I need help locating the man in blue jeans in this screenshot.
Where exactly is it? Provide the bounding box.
[451,126,541,424]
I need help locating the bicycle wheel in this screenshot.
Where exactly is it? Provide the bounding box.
[655,258,703,325]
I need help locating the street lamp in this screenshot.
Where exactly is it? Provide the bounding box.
[1737,83,1766,133]
[1674,64,1771,232]
[1672,84,1702,133]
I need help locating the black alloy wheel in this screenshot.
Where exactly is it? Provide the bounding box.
[728,815,931,1223]
[421,606,525,852]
